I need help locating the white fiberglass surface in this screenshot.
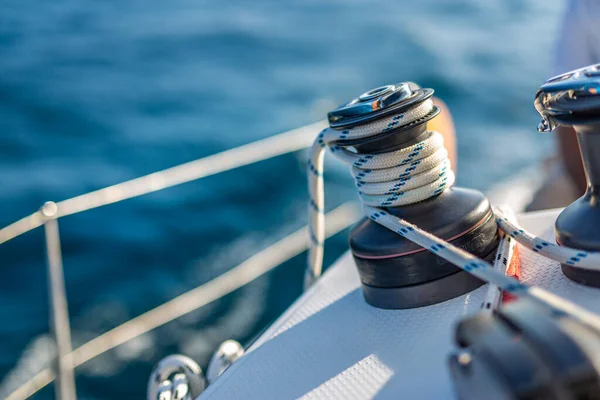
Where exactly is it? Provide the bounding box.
[202,208,600,399]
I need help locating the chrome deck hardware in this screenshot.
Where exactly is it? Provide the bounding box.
[148,341,244,399]
[206,340,245,384]
[535,63,600,287]
[147,355,206,400]
[328,83,416,126]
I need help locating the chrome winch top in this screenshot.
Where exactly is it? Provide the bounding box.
[327,82,437,128]
[534,63,600,132]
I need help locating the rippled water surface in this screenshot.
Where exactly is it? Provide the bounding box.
[0,0,561,398]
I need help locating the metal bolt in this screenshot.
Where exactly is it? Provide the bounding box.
[457,351,472,368]
[359,85,395,101]
[41,201,58,218]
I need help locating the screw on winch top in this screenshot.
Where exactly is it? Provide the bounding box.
[327,82,438,129]
[534,63,600,132]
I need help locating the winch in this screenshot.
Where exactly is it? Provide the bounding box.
[449,298,600,400]
[535,63,600,287]
[316,82,500,309]
[448,64,600,400]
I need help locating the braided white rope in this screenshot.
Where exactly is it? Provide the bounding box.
[496,213,600,271]
[482,206,518,312]
[307,98,600,330]
[306,99,454,286]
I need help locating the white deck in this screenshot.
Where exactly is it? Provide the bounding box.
[201,208,600,399]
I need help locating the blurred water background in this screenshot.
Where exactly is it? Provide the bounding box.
[0,0,562,398]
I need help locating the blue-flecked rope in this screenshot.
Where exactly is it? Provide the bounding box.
[495,215,600,270]
[305,99,448,288]
[481,205,518,312]
[305,98,600,330]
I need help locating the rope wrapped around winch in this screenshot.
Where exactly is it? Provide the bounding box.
[306,97,600,331]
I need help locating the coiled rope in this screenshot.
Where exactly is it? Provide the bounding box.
[307,99,454,286]
[307,98,600,331]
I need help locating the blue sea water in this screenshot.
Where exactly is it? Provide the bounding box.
[0,0,562,398]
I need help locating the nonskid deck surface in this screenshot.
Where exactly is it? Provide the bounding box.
[201,208,600,399]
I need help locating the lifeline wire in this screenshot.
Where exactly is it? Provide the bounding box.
[4,202,362,400]
[307,99,600,331]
